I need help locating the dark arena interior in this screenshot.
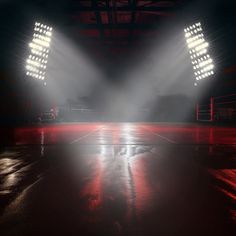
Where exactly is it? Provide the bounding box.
[1,1,236,235]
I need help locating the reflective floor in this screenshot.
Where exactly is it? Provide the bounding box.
[0,123,236,235]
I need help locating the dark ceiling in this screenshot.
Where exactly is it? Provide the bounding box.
[66,1,184,43]
[0,0,236,74]
[62,0,190,67]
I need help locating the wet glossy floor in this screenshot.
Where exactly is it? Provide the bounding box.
[0,123,236,235]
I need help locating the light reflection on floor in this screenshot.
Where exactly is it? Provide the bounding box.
[0,123,236,235]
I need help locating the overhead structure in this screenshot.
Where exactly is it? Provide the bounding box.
[67,0,184,55]
[26,22,53,82]
[184,22,214,85]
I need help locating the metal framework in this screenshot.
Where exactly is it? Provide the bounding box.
[66,0,184,47]
[197,94,236,122]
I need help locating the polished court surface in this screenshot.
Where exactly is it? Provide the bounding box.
[0,123,236,235]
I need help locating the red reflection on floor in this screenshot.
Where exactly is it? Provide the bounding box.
[129,154,153,219]
[209,169,236,201]
[0,123,236,235]
[141,124,236,145]
[0,123,102,145]
[1,123,236,146]
[209,169,236,223]
[80,155,104,212]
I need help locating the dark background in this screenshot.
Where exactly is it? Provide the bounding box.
[0,0,236,123]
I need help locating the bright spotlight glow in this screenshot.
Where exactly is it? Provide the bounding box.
[184,22,214,84]
[26,21,53,81]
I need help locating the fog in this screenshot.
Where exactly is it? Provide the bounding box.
[42,24,209,121]
[45,31,104,105]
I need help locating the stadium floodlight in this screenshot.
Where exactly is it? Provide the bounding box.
[184,22,214,84]
[26,22,52,82]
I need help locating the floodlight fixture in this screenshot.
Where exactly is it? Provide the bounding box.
[26,21,52,82]
[184,22,214,84]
